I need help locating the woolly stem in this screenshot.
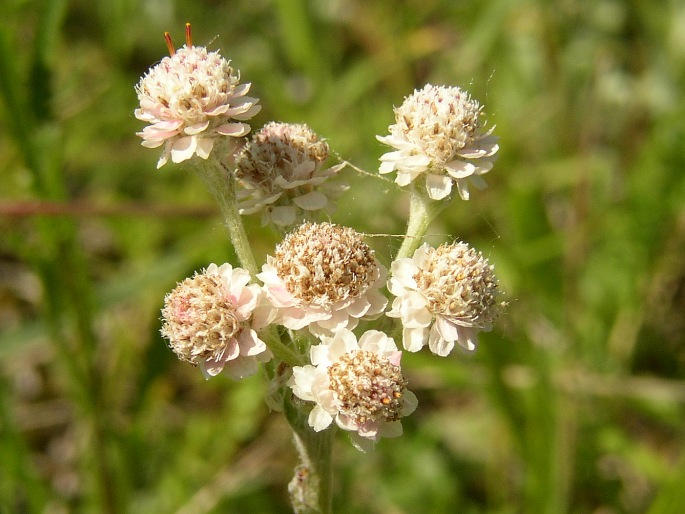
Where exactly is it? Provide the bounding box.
[197,158,259,277]
[285,395,335,514]
[395,183,445,260]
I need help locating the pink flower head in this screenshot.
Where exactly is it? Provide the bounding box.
[135,25,261,168]
[289,329,418,452]
[377,84,498,200]
[161,263,272,379]
[257,222,387,337]
[236,122,348,227]
[387,242,503,356]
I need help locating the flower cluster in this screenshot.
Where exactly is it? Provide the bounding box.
[143,26,505,453]
[159,225,502,445]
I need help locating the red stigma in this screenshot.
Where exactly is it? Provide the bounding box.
[164,32,175,56]
[185,23,193,47]
[164,24,192,56]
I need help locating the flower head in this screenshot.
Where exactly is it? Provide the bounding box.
[387,242,502,356]
[258,222,387,337]
[135,25,261,168]
[161,263,272,379]
[289,329,418,452]
[235,122,348,227]
[377,84,498,200]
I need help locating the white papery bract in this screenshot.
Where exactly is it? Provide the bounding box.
[135,45,261,168]
[377,84,498,200]
[258,222,387,337]
[235,122,348,227]
[289,329,418,452]
[160,263,272,379]
[387,242,502,356]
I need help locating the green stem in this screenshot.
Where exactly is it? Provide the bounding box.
[197,158,259,277]
[285,395,335,514]
[395,183,446,260]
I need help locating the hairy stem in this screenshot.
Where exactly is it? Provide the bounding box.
[396,183,445,260]
[197,158,259,277]
[285,395,335,514]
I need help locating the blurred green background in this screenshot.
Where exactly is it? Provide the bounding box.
[2,0,685,512]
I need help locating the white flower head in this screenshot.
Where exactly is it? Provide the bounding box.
[289,329,418,452]
[135,25,261,168]
[377,84,498,200]
[160,263,272,379]
[387,242,502,356]
[258,222,388,337]
[235,122,348,227]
